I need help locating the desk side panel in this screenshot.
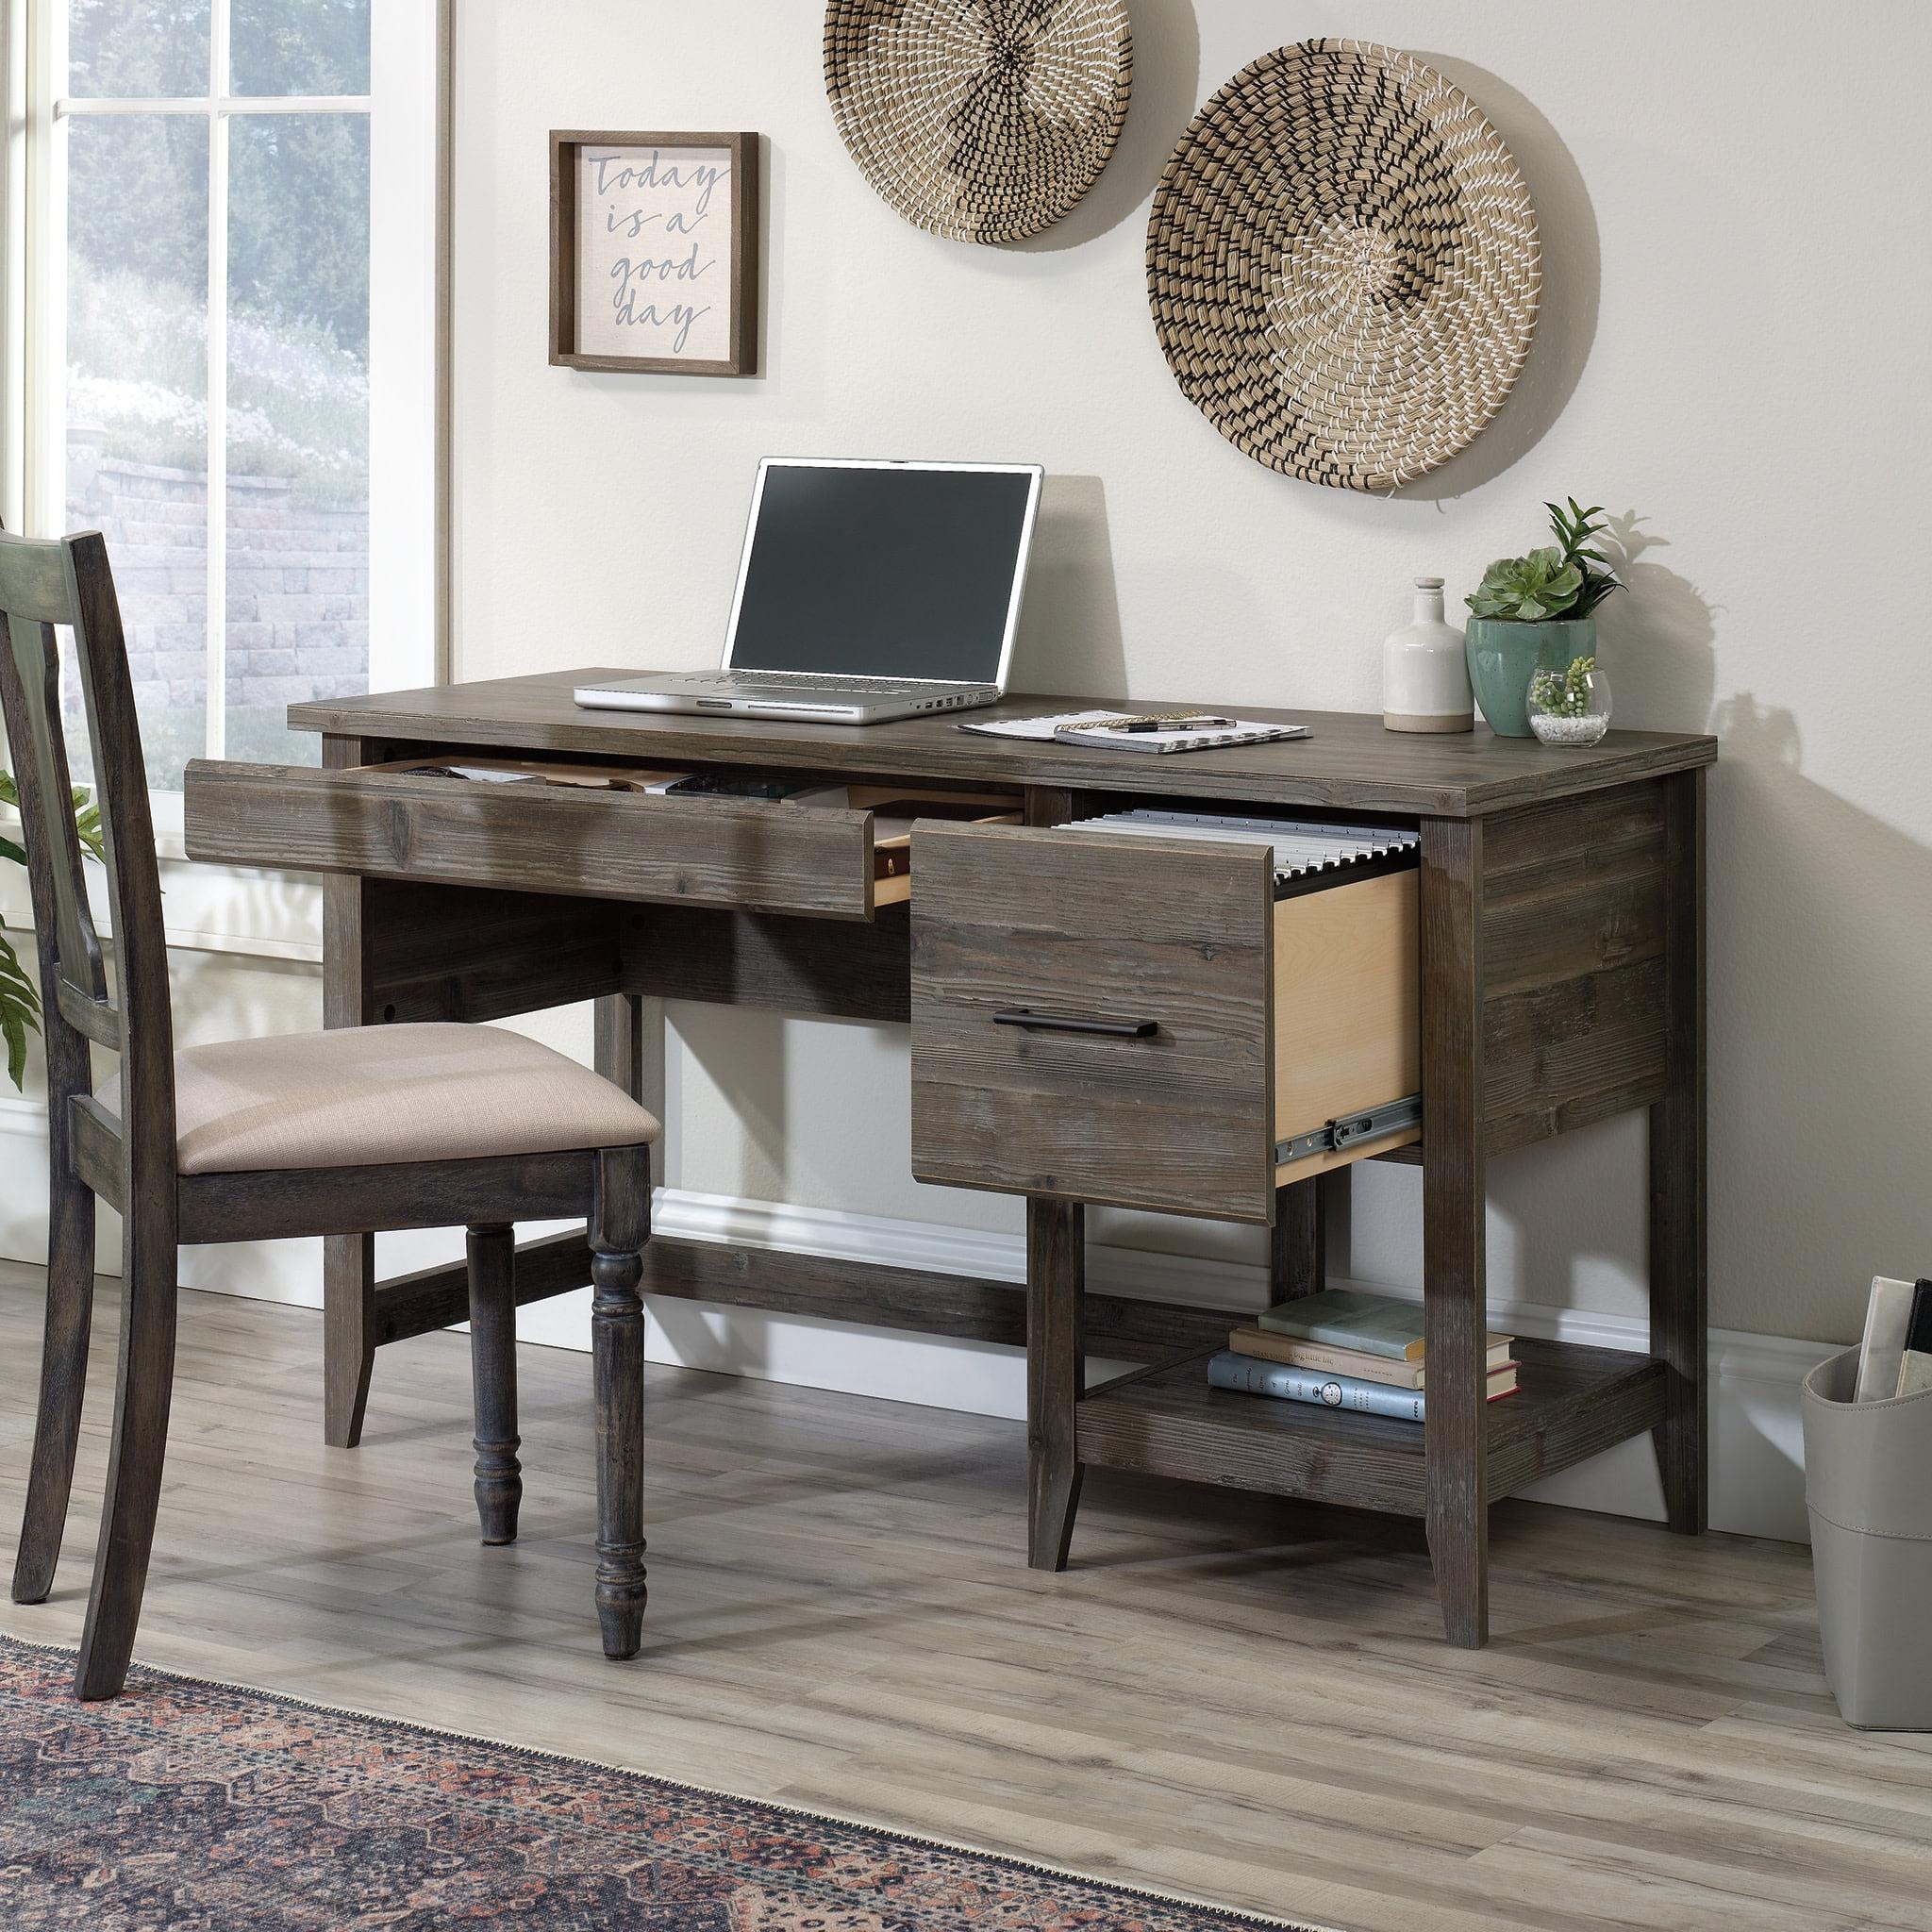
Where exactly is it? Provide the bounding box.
[1479,782,1670,1153]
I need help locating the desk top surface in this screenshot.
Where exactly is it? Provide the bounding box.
[291,671,1716,819]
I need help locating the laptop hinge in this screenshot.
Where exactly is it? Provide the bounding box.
[1274,1094,1423,1166]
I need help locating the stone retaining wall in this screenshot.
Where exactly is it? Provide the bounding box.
[68,445,369,717]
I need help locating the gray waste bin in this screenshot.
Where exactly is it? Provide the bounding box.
[1801,1345,1932,1730]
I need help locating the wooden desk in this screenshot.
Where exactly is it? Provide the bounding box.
[183,673,1715,1647]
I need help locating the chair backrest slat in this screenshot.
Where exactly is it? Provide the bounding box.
[0,540,82,628]
[0,528,174,1173]
[56,976,125,1048]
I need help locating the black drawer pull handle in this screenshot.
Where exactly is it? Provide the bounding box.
[993,1008,1158,1040]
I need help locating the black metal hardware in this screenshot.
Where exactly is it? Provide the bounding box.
[1274,1094,1424,1165]
[993,1008,1158,1040]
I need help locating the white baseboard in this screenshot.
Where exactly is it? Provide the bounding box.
[0,1094,1827,1543]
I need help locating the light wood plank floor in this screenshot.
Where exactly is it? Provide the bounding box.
[1,1265,1925,1932]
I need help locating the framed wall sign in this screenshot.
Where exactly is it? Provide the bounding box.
[549,129,759,375]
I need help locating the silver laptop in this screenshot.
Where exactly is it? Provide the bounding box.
[574,457,1042,724]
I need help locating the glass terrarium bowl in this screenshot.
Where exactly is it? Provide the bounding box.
[1527,661,1611,748]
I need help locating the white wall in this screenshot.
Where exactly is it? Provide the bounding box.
[6,2,1927,1541]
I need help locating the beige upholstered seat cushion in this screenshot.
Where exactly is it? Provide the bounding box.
[98,1023,661,1175]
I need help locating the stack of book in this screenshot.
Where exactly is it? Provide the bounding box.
[1206,1289,1518,1423]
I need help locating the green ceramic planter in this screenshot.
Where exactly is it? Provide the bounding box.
[1464,616,1596,737]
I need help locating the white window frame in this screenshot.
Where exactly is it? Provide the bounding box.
[0,1,447,958]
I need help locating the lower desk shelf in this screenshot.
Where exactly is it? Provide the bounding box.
[1077,1337,1668,1518]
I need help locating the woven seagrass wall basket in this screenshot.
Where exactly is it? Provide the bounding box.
[824,0,1133,244]
[1147,40,1541,491]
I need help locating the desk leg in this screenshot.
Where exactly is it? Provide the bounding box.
[1422,817,1490,1648]
[322,738,377,1449]
[1026,1197,1084,1571]
[595,991,667,1154]
[1651,769,1708,1533]
[594,992,648,1102]
[1271,1174,1327,1303]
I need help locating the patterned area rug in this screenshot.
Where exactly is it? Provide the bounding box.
[0,1637,1313,1929]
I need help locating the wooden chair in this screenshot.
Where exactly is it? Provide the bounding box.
[0,529,660,1700]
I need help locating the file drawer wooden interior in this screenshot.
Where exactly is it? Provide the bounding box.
[908,820,1421,1224]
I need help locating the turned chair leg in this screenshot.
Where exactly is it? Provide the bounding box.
[12,1141,97,1606]
[465,1223,523,1545]
[590,1143,650,1660]
[74,1214,178,1701]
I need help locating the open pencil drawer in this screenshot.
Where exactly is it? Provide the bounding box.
[182,759,1010,922]
[908,820,1421,1223]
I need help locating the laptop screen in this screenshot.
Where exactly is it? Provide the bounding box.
[725,460,1039,682]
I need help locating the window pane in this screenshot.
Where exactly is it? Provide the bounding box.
[225,113,370,766]
[65,0,212,98]
[65,113,209,791]
[229,0,370,96]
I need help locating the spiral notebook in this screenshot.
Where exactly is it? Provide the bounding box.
[958,708,1309,754]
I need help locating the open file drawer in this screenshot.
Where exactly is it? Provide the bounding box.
[182,759,1013,922]
[908,819,1421,1223]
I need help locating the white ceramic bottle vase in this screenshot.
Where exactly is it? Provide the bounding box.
[1382,575,1473,733]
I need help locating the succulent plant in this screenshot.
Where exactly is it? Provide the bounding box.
[1528,655,1598,719]
[1467,495,1626,625]
[1465,546,1583,622]
[1544,498,1623,616]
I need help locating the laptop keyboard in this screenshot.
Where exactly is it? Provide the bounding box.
[705,670,965,695]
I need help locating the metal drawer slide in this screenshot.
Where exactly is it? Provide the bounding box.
[1275,1094,1423,1167]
